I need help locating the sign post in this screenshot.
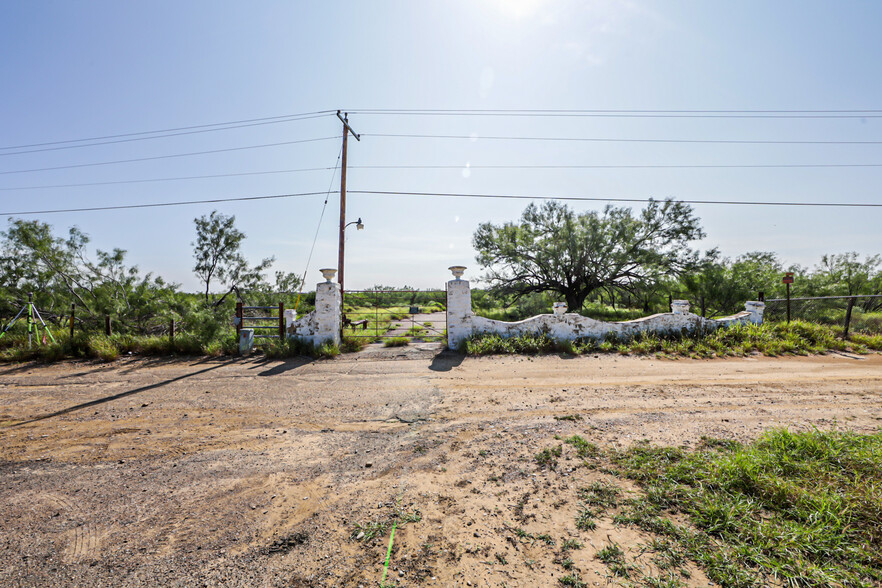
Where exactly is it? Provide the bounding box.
[782,272,795,323]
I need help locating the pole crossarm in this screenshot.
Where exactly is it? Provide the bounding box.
[336,110,361,141]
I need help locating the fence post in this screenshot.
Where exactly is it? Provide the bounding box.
[70,303,75,339]
[278,302,285,340]
[105,315,112,336]
[27,293,33,349]
[235,302,243,338]
[786,282,791,323]
[758,291,765,302]
[843,297,856,339]
[170,318,175,344]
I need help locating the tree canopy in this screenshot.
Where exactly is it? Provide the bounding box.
[473,199,704,311]
[192,211,276,304]
[0,218,178,330]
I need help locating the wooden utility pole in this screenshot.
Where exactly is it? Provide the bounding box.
[336,111,360,299]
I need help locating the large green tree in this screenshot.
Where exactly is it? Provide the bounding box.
[473,199,704,312]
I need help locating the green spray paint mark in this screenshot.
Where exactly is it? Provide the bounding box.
[380,521,397,586]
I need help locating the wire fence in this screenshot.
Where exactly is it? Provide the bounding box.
[764,295,882,336]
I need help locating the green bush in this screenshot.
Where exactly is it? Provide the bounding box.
[463,321,880,358]
[262,337,340,359]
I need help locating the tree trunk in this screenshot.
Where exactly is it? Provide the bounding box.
[564,291,588,314]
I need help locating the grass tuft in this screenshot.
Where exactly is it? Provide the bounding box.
[611,429,882,587]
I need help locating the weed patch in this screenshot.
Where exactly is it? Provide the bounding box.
[535,445,562,470]
[610,429,882,587]
[463,321,881,358]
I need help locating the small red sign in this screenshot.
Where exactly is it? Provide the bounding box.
[783,272,794,284]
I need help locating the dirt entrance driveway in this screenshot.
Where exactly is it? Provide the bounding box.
[381,312,446,339]
[1,352,880,586]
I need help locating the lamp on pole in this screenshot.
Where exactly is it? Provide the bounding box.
[345,218,365,232]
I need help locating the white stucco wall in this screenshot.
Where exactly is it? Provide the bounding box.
[446,278,765,350]
[285,281,342,347]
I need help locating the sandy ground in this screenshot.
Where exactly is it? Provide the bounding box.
[1,349,880,587]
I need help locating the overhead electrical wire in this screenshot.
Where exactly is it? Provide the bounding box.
[6,161,882,192]
[0,167,334,191]
[0,110,336,152]
[3,190,881,217]
[0,113,332,157]
[365,132,882,145]
[295,146,343,311]
[0,137,337,176]
[358,162,882,169]
[350,190,882,207]
[348,108,882,119]
[0,192,329,215]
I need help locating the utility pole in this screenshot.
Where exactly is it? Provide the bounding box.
[337,110,360,299]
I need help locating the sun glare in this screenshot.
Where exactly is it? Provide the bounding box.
[490,0,547,19]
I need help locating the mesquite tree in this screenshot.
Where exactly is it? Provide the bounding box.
[473,199,704,312]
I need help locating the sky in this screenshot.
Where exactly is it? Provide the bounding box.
[1,1,881,292]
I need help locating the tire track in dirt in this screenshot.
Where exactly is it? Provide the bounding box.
[24,491,104,563]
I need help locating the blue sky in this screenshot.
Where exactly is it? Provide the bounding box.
[2,1,881,291]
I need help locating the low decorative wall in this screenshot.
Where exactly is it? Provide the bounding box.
[283,270,342,347]
[445,268,765,350]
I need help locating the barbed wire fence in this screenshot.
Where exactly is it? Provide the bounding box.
[764,295,882,337]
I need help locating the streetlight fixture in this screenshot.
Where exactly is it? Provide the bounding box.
[345,217,364,231]
[338,217,364,299]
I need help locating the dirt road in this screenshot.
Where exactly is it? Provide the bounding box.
[1,351,880,586]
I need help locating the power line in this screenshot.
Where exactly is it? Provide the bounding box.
[0,110,336,152]
[0,113,332,158]
[0,167,333,191]
[0,192,329,216]
[349,108,882,119]
[296,146,343,310]
[355,163,882,170]
[3,189,880,216]
[0,137,337,176]
[366,133,882,146]
[349,190,882,208]
[3,106,875,154]
[8,160,882,192]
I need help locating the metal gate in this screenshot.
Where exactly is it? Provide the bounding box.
[342,289,446,343]
[235,302,286,340]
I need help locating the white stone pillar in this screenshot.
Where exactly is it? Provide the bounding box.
[284,309,297,330]
[671,300,690,315]
[745,301,765,324]
[446,266,473,350]
[313,281,342,346]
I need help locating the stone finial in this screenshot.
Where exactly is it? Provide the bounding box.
[448,266,467,280]
[671,300,690,315]
[552,302,568,316]
[319,268,337,283]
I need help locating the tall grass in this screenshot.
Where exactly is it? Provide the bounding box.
[0,331,238,363]
[610,429,882,587]
[261,337,340,359]
[463,321,882,357]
